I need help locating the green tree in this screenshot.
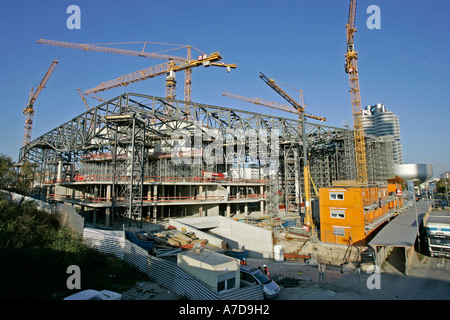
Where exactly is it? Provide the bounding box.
[15,161,35,196]
[0,154,36,208]
[0,154,18,191]
[436,178,449,196]
[0,194,142,299]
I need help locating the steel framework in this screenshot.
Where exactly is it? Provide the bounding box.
[19,93,395,223]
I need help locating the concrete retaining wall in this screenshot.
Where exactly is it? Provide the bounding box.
[170,216,274,258]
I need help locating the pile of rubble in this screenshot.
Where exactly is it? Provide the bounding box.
[153,229,208,249]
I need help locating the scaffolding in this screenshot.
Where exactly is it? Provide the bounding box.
[20,93,395,226]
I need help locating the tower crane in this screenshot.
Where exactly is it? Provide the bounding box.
[77,88,90,110]
[222,92,326,122]
[83,53,236,98]
[345,0,368,185]
[259,72,323,232]
[22,59,58,145]
[37,39,236,101]
[91,94,107,103]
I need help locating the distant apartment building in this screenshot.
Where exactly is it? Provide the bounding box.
[363,103,403,165]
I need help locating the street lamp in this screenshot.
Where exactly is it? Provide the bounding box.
[410,179,421,251]
[444,171,449,204]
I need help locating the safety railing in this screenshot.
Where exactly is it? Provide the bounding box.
[47,193,266,204]
[43,175,268,185]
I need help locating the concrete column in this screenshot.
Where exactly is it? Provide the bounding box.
[260,186,265,214]
[226,204,231,218]
[161,185,165,219]
[106,185,111,202]
[199,185,204,217]
[244,203,248,216]
[94,186,99,202]
[151,206,157,224]
[105,208,110,227]
[153,185,158,201]
[57,160,63,183]
[153,185,158,223]
[147,187,152,202]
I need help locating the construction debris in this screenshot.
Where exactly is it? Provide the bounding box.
[153,228,208,250]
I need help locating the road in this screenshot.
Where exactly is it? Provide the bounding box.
[120,250,449,300]
[246,252,450,300]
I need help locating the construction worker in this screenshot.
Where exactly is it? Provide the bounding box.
[240,258,247,266]
[263,264,270,277]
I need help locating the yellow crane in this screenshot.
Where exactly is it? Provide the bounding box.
[91,94,107,103]
[345,0,368,185]
[222,91,326,122]
[37,39,236,101]
[22,59,58,145]
[77,88,90,110]
[83,53,236,98]
[259,72,322,232]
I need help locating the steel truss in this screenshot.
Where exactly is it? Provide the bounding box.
[19,93,395,220]
[105,113,146,227]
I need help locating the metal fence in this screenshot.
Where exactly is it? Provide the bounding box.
[53,202,264,300]
[83,227,125,260]
[55,203,84,236]
[81,226,263,300]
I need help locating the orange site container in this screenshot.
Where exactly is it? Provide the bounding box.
[319,183,402,245]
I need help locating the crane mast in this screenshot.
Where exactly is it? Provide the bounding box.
[345,0,368,185]
[77,88,90,110]
[259,72,317,231]
[22,59,58,145]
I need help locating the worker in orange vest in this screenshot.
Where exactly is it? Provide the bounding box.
[240,258,247,266]
[263,264,270,277]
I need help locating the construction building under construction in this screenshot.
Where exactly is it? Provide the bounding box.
[18,1,407,250]
[19,92,396,233]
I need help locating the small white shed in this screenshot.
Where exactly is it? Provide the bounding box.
[177,249,240,293]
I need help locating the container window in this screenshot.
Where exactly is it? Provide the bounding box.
[333,227,346,237]
[217,277,236,292]
[218,272,237,292]
[217,280,226,292]
[330,192,344,200]
[330,210,345,219]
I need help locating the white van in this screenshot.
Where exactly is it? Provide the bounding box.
[240,266,280,299]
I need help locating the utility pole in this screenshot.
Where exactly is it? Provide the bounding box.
[444,171,449,204]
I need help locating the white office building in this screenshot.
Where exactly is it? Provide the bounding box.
[363,103,403,165]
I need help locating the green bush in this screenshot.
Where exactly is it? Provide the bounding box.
[0,195,142,299]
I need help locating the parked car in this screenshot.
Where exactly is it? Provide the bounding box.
[240,265,280,299]
[64,289,122,300]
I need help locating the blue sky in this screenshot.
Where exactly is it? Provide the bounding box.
[0,0,449,178]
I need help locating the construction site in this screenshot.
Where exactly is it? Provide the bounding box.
[17,0,419,283]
